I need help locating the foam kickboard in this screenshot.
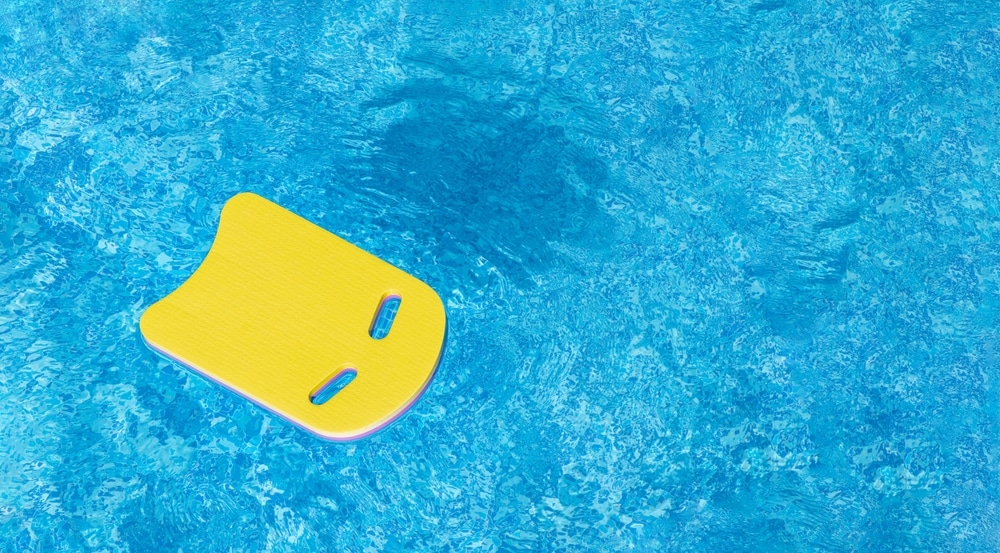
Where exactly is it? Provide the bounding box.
[140,192,447,441]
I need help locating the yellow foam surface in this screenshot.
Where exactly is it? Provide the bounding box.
[139,192,447,441]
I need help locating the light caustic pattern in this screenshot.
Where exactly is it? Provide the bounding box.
[2,0,1000,551]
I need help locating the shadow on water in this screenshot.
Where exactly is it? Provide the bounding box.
[358,78,616,284]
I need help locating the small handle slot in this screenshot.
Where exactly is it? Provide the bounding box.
[369,294,402,340]
[310,367,357,405]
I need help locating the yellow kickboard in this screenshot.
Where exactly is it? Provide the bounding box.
[139,192,447,441]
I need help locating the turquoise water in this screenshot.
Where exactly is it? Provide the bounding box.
[3,0,1000,550]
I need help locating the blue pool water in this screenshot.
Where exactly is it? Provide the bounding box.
[3,0,1000,550]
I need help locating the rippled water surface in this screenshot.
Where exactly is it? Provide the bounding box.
[3,0,1000,550]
